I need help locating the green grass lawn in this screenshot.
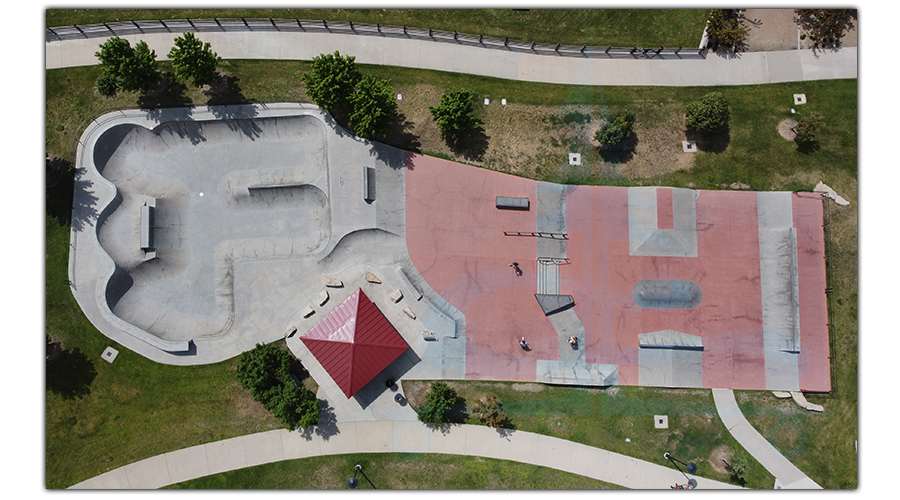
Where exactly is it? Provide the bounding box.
[165,452,623,489]
[46,8,709,48]
[403,381,773,489]
[44,14,856,489]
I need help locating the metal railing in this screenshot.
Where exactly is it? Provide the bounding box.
[46,18,706,59]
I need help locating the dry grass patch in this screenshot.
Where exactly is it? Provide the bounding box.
[624,112,695,179]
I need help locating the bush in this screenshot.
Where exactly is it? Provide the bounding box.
[595,109,635,148]
[429,88,481,144]
[705,9,749,52]
[416,381,458,426]
[685,92,730,136]
[794,112,824,153]
[471,394,511,429]
[96,72,118,97]
[236,343,320,430]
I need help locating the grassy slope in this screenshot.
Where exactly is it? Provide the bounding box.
[45,8,709,47]
[166,453,624,489]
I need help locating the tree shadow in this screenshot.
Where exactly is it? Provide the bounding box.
[46,156,75,226]
[795,139,821,154]
[46,346,97,400]
[686,126,731,153]
[302,399,340,441]
[137,72,191,110]
[380,110,421,155]
[205,74,249,106]
[447,395,470,424]
[598,133,639,164]
[448,125,489,162]
[70,168,100,233]
[209,103,262,141]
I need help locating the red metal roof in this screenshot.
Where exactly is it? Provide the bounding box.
[300,288,409,398]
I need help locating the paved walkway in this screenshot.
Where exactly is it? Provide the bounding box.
[69,421,741,490]
[45,30,856,86]
[713,388,821,489]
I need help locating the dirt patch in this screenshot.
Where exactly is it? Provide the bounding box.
[709,445,734,474]
[778,119,798,140]
[622,111,694,179]
[511,383,545,393]
[400,380,430,407]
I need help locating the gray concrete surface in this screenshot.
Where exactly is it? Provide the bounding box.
[628,187,698,257]
[70,421,742,490]
[46,30,856,87]
[713,388,821,489]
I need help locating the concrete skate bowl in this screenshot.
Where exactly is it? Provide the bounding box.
[90,114,332,343]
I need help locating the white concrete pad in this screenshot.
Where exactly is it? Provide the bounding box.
[204,436,248,475]
[533,435,574,470]
[101,346,118,363]
[241,430,285,467]
[498,429,540,463]
[463,425,502,459]
[392,421,431,453]
[281,429,321,459]
[123,455,171,489]
[355,421,394,452]
[318,422,359,455]
[426,425,467,455]
[567,444,611,480]
[164,446,210,485]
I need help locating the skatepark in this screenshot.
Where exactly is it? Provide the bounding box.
[69,103,831,399]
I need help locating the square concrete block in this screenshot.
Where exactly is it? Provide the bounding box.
[124,454,171,489]
[322,275,343,287]
[316,290,329,306]
[498,429,539,462]
[365,272,382,284]
[484,98,490,105]
[567,444,611,480]
[403,306,416,319]
[682,140,697,153]
[390,289,404,303]
[318,421,359,455]
[654,415,669,429]
[427,425,467,455]
[164,446,211,485]
[568,152,581,165]
[242,430,286,467]
[205,437,248,475]
[534,435,574,470]
[101,346,119,363]
[301,305,315,318]
[392,421,431,454]
[355,421,394,452]
[793,93,807,105]
[464,425,502,459]
[281,429,321,460]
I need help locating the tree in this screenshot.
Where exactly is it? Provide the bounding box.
[685,92,730,135]
[236,343,320,430]
[705,9,749,52]
[301,51,362,113]
[168,32,221,87]
[348,75,398,139]
[471,394,511,429]
[595,109,636,149]
[119,41,161,93]
[95,37,160,95]
[795,9,856,48]
[416,381,458,426]
[794,112,824,153]
[429,88,481,144]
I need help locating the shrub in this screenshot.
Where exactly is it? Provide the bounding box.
[236,343,319,430]
[96,72,118,97]
[685,92,730,135]
[794,112,824,153]
[705,9,750,52]
[416,381,458,426]
[429,88,481,144]
[595,109,636,148]
[471,394,511,429]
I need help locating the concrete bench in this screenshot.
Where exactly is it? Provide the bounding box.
[496,196,530,210]
[140,198,156,251]
[363,166,376,202]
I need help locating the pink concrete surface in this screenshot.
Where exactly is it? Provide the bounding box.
[792,192,831,392]
[404,154,831,391]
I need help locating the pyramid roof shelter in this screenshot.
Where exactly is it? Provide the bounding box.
[300,288,409,398]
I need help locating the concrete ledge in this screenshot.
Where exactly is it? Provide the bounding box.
[534,294,575,316]
[495,196,530,210]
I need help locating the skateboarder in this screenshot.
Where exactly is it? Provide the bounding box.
[519,337,528,349]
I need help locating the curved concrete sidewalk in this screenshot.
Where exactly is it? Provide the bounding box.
[69,421,741,490]
[45,30,856,86]
[713,388,821,489]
